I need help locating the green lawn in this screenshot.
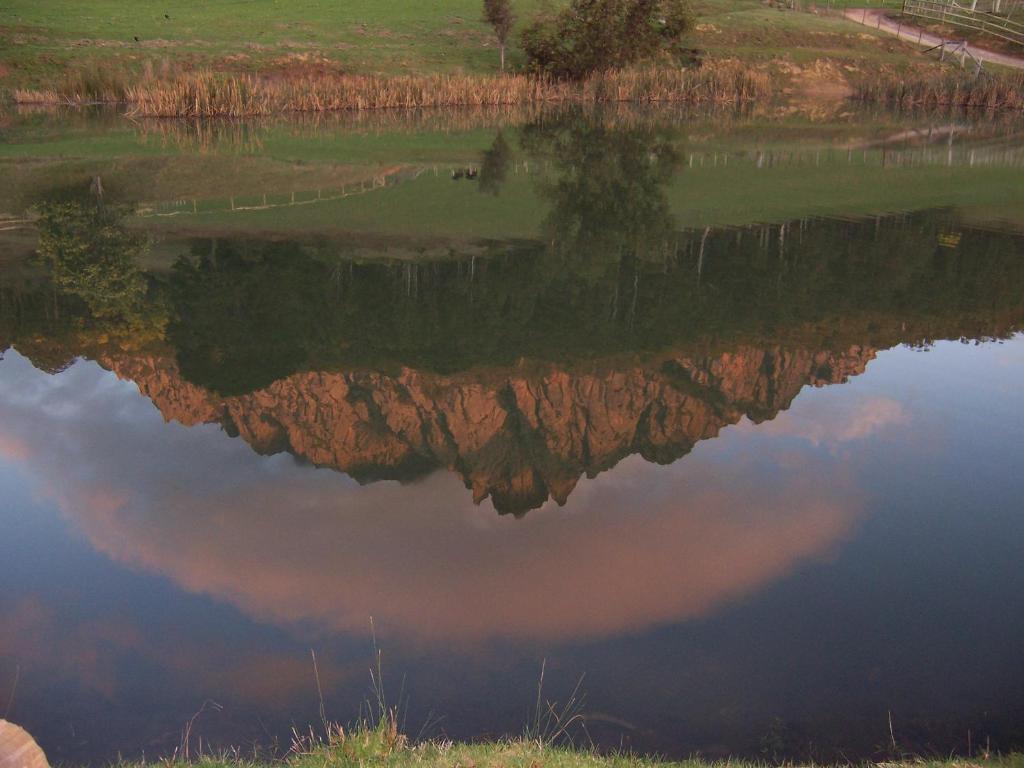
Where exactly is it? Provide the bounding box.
[0,0,931,92]
[0,0,545,87]
[690,0,926,64]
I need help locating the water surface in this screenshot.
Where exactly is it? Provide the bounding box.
[1,107,1023,764]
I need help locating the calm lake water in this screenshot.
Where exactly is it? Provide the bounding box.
[1,107,1023,764]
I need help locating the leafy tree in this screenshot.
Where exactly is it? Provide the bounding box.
[483,0,516,71]
[35,198,150,323]
[520,0,694,79]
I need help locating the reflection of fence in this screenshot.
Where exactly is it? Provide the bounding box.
[136,167,424,219]
[134,161,545,220]
[684,135,1024,170]
[0,216,34,232]
[902,0,1024,46]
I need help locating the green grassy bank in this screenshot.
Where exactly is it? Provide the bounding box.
[0,0,935,94]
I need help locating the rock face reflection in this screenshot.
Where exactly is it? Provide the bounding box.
[5,209,1023,513]
[104,345,873,514]
[3,121,1024,514]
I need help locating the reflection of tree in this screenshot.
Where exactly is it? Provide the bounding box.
[35,195,149,323]
[168,240,333,396]
[478,131,513,196]
[14,136,1024,406]
[522,112,680,277]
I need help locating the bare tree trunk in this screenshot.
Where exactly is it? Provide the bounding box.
[500,43,506,72]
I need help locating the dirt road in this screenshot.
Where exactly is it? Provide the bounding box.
[843,8,1024,70]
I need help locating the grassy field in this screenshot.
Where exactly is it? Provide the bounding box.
[687,0,923,65]
[0,0,932,93]
[0,0,545,87]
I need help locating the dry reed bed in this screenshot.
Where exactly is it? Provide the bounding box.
[14,64,771,116]
[855,71,1024,111]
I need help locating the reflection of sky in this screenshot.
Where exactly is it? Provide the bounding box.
[2,338,1024,760]
[0,349,870,644]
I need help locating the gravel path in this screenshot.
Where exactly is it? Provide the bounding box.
[843,8,1024,70]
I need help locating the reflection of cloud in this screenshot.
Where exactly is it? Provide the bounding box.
[0,351,864,644]
[0,598,127,698]
[0,597,360,702]
[0,434,30,460]
[739,395,909,447]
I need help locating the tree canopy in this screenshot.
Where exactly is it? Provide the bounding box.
[521,0,694,79]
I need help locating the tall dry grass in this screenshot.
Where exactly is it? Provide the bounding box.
[12,58,184,106]
[855,70,1024,112]
[14,62,771,116]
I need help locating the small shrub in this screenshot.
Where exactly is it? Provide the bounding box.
[520,0,695,80]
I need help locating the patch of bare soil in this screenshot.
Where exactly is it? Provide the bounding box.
[769,58,858,119]
[259,53,346,80]
[784,58,853,98]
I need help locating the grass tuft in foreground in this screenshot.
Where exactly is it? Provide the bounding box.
[110,726,1024,768]
[13,62,771,116]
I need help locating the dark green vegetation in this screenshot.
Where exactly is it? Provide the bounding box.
[35,197,149,322]
[9,205,1021,396]
[520,0,695,78]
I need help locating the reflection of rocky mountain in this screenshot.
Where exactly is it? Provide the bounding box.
[104,344,873,514]
[4,191,1023,513]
